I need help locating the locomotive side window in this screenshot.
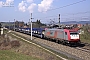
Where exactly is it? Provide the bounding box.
[65,32,67,35]
[50,32,53,34]
[50,30,53,34]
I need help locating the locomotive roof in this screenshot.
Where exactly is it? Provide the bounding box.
[45,28,78,32]
[68,29,78,32]
[46,28,64,30]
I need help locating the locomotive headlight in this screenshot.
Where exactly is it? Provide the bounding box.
[34,31,35,33]
[42,31,44,34]
[36,31,37,33]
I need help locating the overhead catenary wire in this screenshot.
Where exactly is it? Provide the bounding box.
[48,0,86,11]
[37,11,90,20]
[35,0,86,13]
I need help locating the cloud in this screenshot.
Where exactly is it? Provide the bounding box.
[18,1,27,12]
[18,0,36,13]
[28,3,36,13]
[38,0,54,12]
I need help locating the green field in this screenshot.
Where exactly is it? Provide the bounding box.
[0,50,41,60]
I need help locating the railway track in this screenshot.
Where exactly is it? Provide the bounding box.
[74,42,90,53]
[11,31,90,60]
[43,38,90,53]
[75,47,90,53]
[42,37,90,53]
[82,42,90,46]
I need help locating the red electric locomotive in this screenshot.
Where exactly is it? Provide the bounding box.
[44,28,80,45]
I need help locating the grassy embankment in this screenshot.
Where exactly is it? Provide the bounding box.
[0,29,64,60]
[80,26,90,44]
[0,29,41,60]
[0,50,40,60]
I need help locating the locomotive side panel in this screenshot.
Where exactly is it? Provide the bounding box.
[44,29,68,40]
[64,32,68,40]
[44,29,50,37]
[56,29,68,41]
[44,29,66,39]
[49,30,55,37]
[56,30,64,40]
[44,29,56,38]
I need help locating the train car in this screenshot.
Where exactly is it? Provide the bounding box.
[23,28,30,34]
[32,28,45,38]
[18,27,45,38]
[44,28,80,45]
[17,27,23,33]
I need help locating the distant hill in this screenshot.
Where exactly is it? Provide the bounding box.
[1,22,14,27]
[1,21,90,27]
[61,21,90,24]
[1,22,14,24]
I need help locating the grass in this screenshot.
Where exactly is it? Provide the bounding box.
[80,26,90,44]
[0,50,41,60]
[0,30,42,60]
[80,34,90,44]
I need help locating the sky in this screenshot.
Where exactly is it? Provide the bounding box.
[0,0,90,23]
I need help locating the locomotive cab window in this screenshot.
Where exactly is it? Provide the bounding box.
[50,30,53,34]
[50,32,53,34]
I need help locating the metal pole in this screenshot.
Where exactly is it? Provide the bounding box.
[59,14,60,28]
[14,19,15,31]
[31,20,32,40]
[31,13,32,40]
[9,20,10,30]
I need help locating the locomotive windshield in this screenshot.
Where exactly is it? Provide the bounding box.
[70,32,78,35]
[70,32,79,39]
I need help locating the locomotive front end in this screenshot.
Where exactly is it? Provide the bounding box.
[69,30,81,44]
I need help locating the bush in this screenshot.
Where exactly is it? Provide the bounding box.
[10,40,20,48]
